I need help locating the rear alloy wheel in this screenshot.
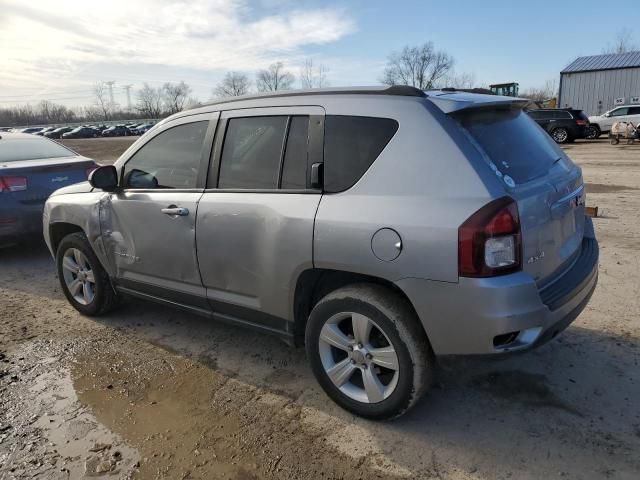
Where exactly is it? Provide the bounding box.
[56,232,118,316]
[585,125,600,139]
[551,127,569,143]
[306,284,433,419]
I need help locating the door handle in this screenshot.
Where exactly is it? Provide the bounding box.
[161,206,189,216]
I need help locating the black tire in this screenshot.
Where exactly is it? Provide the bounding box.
[56,232,118,316]
[305,284,433,420]
[551,127,569,144]
[585,125,600,139]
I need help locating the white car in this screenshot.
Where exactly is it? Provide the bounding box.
[588,105,640,136]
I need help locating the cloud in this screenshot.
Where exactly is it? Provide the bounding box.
[0,0,355,99]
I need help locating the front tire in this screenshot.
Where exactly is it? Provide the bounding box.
[305,284,433,419]
[551,127,569,143]
[56,232,118,316]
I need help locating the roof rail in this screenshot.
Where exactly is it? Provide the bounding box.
[199,85,427,108]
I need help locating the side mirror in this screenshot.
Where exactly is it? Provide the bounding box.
[89,165,118,191]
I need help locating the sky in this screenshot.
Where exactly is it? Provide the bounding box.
[0,0,639,109]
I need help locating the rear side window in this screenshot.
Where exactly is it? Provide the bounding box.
[570,110,589,121]
[324,115,398,193]
[281,116,310,189]
[628,106,640,115]
[218,116,287,189]
[457,108,567,184]
[0,137,75,162]
[123,121,208,189]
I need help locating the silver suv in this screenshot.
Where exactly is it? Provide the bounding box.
[44,87,598,419]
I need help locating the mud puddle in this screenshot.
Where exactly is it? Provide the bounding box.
[2,335,405,479]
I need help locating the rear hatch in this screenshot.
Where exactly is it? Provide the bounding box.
[432,92,585,286]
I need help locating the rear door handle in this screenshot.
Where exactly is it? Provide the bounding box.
[161,206,189,216]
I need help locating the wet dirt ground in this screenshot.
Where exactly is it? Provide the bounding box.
[1,138,639,479]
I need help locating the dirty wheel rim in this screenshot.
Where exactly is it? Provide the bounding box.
[318,312,399,404]
[553,128,568,143]
[61,248,96,305]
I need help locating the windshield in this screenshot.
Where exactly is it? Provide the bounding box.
[456,108,569,184]
[0,137,76,162]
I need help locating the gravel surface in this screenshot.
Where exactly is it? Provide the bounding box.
[0,138,639,479]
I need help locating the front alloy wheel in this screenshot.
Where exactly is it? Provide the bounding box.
[56,232,118,316]
[61,248,96,305]
[551,127,569,143]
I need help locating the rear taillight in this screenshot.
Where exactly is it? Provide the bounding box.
[458,197,521,277]
[575,119,588,126]
[0,176,27,193]
[85,165,99,179]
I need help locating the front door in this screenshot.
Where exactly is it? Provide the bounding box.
[101,113,217,308]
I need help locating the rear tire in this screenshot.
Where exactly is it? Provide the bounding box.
[585,125,600,139]
[551,127,569,144]
[305,284,433,419]
[56,232,118,316]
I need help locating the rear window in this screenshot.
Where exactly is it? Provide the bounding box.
[0,137,75,163]
[457,108,565,184]
[569,110,588,121]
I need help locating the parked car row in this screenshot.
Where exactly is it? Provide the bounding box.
[5,122,156,139]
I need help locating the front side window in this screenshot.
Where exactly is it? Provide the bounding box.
[122,121,208,189]
[611,107,628,117]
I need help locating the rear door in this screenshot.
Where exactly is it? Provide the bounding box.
[101,113,217,307]
[196,106,324,325]
[456,107,585,286]
[627,106,640,125]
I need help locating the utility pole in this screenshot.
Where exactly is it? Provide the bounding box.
[105,81,116,110]
[122,84,133,111]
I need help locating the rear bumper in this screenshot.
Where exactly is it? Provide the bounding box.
[0,200,45,243]
[397,219,599,356]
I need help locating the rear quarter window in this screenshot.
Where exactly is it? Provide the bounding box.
[323,115,398,193]
[456,108,567,184]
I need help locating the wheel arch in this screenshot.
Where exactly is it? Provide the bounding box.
[292,268,426,346]
[49,222,85,255]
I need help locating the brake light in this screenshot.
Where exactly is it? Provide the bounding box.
[458,197,521,277]
[0,176,27,193]
[575,119,588,126]
[85,165,99,179]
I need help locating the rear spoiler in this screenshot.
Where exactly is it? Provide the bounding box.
[425,90,529,114]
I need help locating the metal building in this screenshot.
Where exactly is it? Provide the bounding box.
[559,51,640,116]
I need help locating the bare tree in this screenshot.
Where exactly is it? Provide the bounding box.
[214,72,251,97]
[437,71,476,89]
[520,79,558,102]
[299,58,329,89]
[603,28,638,54]
[256,62,295,92]
[93,81,111,120]
[136,83,164,118]
[162,81,192,115]
[381,42,454,90]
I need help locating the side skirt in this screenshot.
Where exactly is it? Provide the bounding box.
[114,285,295,344]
